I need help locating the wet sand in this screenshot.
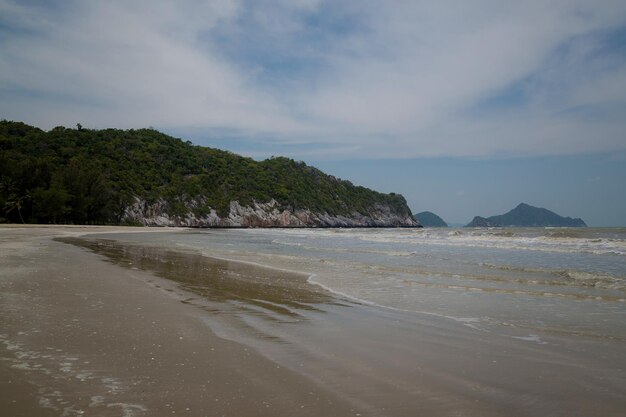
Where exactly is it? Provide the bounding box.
[2,226,625,417]
[0,227,360,417]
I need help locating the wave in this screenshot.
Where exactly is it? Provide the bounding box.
[272,237,625,297]
[271,239,418,257]
[305,275,488,331]
[272,235,626,256]
[258,242,626,293]
[351,230,626,256]
[559,270,626,290]
[546,229,587,239]
[238,227,626,255]
[308,271,626,313]
[479,262,626,291]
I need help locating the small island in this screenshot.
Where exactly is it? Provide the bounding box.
[414,211,448,227]
[465,203,586,227]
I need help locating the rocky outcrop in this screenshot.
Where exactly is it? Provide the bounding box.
[124,198,420,228]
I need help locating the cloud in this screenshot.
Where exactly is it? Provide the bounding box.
[0,0,304,132]
[1,0,626,159]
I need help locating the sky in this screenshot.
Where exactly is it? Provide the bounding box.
[1,0,626,225]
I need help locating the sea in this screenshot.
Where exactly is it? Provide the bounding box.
[127,226,626,342]
[81,226,626,415]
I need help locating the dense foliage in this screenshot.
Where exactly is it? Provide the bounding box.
[414,211,448,227]
[0,120,412,225]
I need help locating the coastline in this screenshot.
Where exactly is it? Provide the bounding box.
[0,226,361,417]
[2,226,625,417]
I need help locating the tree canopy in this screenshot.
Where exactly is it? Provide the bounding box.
[0,121,412,225]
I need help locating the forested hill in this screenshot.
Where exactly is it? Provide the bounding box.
[414,211,448,227]
[0,121,417,227]
[465,203,586,227]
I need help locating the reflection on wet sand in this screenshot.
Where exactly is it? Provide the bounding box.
[6,230,621,417]
[58,237,333,320]
[3,228,364,417]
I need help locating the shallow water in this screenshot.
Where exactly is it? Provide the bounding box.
[99,227,626,341]
[69,227,626,416]
[61,237,331,317]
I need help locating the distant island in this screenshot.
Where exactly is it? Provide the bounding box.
[414,211,448,227]
[465,203,586,227]
[0,121,418,228]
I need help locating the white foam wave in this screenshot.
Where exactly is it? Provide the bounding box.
[510,334,548,344]
[560,270,626,290]
[271,239,417,257]
[479,263,626,290]
[353,231,626,256]
[247,227,626,256]
[306,275,487,331]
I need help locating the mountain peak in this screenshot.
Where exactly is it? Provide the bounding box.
[466,203,586,227]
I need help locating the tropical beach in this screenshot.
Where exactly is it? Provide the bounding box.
[2,226,625,416]
[0,226,362,417]
[2,2,626,415]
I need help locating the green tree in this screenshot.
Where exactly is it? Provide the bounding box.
[32,186,70,223]
[0,178,28,223]
[0,120,414,225]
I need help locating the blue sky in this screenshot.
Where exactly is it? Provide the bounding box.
[1,0,626,225]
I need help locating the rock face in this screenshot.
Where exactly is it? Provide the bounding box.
[465,203,587,227]
[124,198,420,228]
[414,211,448,227]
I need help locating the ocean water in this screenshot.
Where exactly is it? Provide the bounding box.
[125,226,626,343]
[77,226,626,415]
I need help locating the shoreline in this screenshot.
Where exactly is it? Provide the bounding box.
[0,226,362,417]
[2,225,625,417]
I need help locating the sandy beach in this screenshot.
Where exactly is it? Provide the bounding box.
[2,226,625,417]
[0,226,361,417]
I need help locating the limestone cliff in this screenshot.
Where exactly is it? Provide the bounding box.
[124,198,419,228]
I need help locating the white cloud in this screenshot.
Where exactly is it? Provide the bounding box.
[0,0,304,132]
[1,0,625,159]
